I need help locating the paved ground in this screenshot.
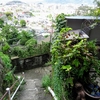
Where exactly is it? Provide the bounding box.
[16,66,53,100]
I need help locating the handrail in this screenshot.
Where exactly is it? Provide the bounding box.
[11,77,24,100]
[10,80,18,90]
[0,92,8,100]
[0,80,18,100]
[0,76,24,100]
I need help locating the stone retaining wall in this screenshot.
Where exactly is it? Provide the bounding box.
[11,54,50,72]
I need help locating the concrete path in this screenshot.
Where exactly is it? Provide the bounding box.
[16,66,52,100]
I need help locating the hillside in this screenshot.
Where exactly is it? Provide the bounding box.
[6,0,26,5]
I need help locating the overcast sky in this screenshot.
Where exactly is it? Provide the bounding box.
[0,0,94,5]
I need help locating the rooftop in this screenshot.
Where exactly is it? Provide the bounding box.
[66,16,100,20]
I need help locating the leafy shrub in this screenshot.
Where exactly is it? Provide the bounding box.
[41,41,50,54]
[20,20,26,27]
[18,30,33,45]
[51,27,100,100]
[0,52,12,69]
[0,52,16,92]
[55,13,67,32]
[42,75,51,88]
[2,42,10,54]
[0,18,4,28]
[1,25,19,45]
[11,46,29,58]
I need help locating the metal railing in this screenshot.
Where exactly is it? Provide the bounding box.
[0,76,24,100]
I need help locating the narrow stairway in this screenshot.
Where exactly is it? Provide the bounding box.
[16,66,52,100]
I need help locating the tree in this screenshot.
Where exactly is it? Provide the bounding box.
[20,20,26,27]
[5,12,13,20]
[5,12,13,17]
[75,5,92,16]
[14,20,19,25]
[92,0,100,16]
[88,0,100,16]
[94,0,100,7]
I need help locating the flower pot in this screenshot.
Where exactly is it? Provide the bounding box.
[85,90,100,100]
[84,84,100,100]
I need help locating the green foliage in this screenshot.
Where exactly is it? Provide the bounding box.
[44,35,49,38]
[0,52,16,92]
[11,46,26,57]
[42,75,51,88]
[14,20,19,25]
[18,30,33,45]
[5,12,13,17]
[1,24,19,45]
[88,0,100,16]
[20,20,26,27]
[44,61,51,66]
[60,27,72,34]
[52,60,69,100]
[5,12,13,20]
[51,26,100,99]
[75,5,93,16]
[0,17,50,59]
[28,29,36,37]
[8,16,12,20]
[0,36,6,49]
[3,70,15,88]
[55,13,67,32]
[75,0,100,16]
[93,8,100,16]
[41,41,50,54]
[94,0,100,7]
[0,18,4,28]
[88,6,100,16]
[2,42,10,54]
[25,38,37,56]
[25,38,37,47]
[0,52,12,69]
[11,40,50,58]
